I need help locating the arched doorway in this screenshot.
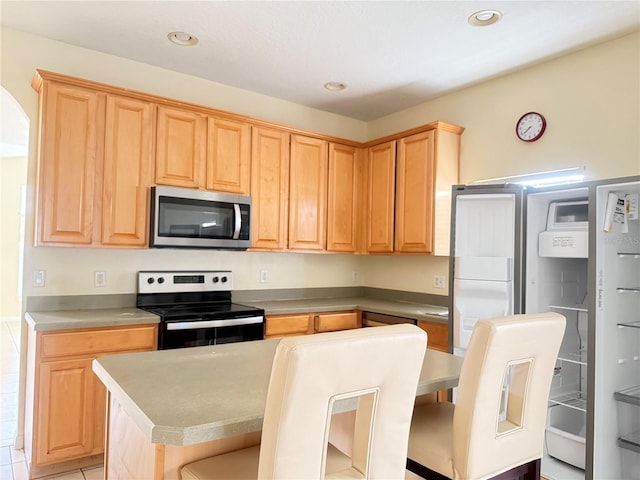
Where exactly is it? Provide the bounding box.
[0,86,29,448]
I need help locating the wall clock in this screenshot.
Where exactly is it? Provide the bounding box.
[516,112,546,142]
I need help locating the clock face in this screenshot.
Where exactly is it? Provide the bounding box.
[516,112,546,142]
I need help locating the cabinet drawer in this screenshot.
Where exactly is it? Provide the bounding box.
[315,312,359,333]
[265,314,310,338]
[40,325,157,359]
[417,320,448,352]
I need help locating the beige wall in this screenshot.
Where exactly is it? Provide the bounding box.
[1,27,638,300]
[0,155,27,316]
[368,32,640,183]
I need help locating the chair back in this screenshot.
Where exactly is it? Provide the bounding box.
[257,324,427,479]
[452,312,566,479]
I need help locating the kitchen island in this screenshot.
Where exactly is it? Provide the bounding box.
[93,338,463,480]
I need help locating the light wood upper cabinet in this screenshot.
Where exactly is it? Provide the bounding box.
[36,83,102,245]
[155,105,206,189]
[396,127,461,255]
[366,124,461,255]
[327,143,362,253]
[32,71,463,252]
[395,130,435,253]
[288,135,328,251]
[34,79,154,248]
[156,108,251,194]
[206,117,251,194]
[101,95,155,246]
[367,141,396,253]
[250,126,291,250]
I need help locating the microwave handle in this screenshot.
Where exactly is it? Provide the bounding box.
[233,204,241,239]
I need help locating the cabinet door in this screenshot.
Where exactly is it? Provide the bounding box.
[156,106,206,188]
[250,127,290,249]
[265,314,311,338]
[36,358,96,465]
[327,143,359,252]
[314,312,360,333]
[367,141,396,253]
[101,95,154,246]
[206,117,251,194]
[417,320,448,352]
[288,135,328,250]
[395,131,435,253]
[37,83,102,245]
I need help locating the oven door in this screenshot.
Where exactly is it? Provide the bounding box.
[159,315,264,349]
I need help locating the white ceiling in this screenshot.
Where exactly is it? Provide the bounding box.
[1,1,639,121]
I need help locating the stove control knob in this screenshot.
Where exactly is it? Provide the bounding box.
[158,277,165,284]
[147,277,155,284]
[212,276,219,283]
[221,276,228,283]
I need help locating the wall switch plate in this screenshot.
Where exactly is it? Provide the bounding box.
[33,270,45,287]
[434,275,446,289]
[94,271,106,287]
[260,269,269,283]
[352,271,359,282]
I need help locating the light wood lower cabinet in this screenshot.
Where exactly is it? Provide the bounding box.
[417,319,449,402]
[25,324,157,477]
[265,311,360,339]
[416,320,448,353]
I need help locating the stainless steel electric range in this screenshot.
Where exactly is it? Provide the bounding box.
[136,271,265,350]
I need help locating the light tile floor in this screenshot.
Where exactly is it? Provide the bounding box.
[0,319,104,480]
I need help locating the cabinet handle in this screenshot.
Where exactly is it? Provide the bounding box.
[313,315,319,332]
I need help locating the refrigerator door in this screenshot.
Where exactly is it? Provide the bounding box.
[450,186,524,352]
[593,178,640,480]
[453,256,513,350]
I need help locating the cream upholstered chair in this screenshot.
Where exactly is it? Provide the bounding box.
[182,323,427,480]
[407,312,566,480]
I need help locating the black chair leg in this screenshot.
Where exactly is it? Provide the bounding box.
[406,458,541,480]
[406,458,451,480]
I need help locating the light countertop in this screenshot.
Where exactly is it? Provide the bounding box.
[92,340,463,447]
[242,297,448,323]
[25,308,160,331]
[25,296,447,332]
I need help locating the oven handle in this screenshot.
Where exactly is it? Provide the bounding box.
[233,204,241,240]
[166,316,264,331]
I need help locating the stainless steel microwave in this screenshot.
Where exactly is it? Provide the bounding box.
[149,186,252,249]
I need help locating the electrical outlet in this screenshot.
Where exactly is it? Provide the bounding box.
[434,275,446,289]
[33,270,46,287]
[260,269,269,283]
[94,271,106,287]
[352,271,359,282]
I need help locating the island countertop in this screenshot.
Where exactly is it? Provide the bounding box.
[92,339,463,447]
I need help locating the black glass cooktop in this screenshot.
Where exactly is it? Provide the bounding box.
[141,302,263,319]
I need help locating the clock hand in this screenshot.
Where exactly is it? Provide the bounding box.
[523,126,531,134]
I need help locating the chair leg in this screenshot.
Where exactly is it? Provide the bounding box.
[490,458,541,480]
[406,458,541,480]
[406,458,451,480]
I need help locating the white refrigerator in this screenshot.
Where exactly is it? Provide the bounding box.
[449,176,640,480]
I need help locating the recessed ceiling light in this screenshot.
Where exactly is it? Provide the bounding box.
[167,31,198,46]
[468,9,502,26]
[324,82,347,92]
